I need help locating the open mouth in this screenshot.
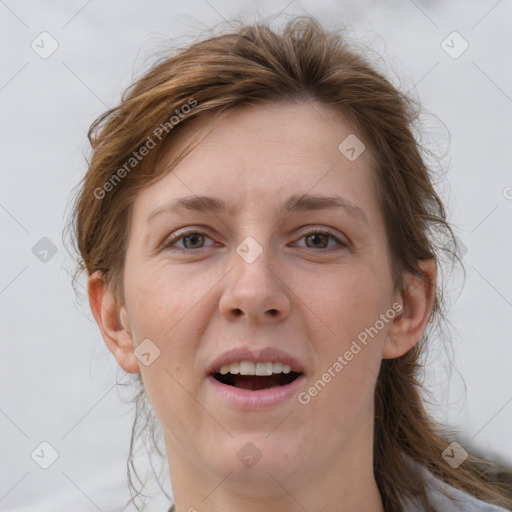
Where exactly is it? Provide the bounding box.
[212,371,302,390]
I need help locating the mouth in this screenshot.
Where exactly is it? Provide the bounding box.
[206,347,306,408]
[212,363,303,390]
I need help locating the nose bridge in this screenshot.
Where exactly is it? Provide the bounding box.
[233,233,277,294]
[235,234,266,266]
[219,233,291,321]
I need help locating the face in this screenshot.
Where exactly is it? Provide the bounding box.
[117,101,403,496]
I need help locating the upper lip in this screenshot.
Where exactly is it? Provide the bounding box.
[207,346,305,375]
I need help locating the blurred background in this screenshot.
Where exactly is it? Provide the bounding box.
[1,0,511,510]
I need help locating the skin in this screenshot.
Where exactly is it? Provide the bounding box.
[88,101,436,512]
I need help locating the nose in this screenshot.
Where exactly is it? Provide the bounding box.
[218,236,292,324]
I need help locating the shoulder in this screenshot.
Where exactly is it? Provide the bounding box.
[400,457,510,512]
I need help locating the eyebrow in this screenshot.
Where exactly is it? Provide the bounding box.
[146,193,369,225]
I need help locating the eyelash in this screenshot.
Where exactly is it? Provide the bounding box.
[162,227,348,253]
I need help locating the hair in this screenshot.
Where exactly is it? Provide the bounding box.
[65,15,512,512]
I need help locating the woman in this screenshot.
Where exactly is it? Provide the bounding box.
[67,16,512,512]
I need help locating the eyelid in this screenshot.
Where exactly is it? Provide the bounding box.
[160,226,217,252]
[291,229,349,253]
[294,226,348,247]
[161,225,349,252]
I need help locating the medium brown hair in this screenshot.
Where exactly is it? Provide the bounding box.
[66,16,512,511]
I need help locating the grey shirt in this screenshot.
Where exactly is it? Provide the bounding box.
[400,461,510,512]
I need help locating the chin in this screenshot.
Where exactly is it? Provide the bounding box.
[203,435,303,490]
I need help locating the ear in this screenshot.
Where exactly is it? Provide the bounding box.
[87,271,140,374]
[383,259,436,359]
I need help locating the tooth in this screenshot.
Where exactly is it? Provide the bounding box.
[272,362,284,374]
[217,360,296,376]
[229,362,239,374]
[239,361,256,375]
[255,362,273,376]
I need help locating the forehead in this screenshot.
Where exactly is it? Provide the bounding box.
[132,101,379,225]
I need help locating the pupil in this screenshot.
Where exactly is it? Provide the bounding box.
[307,234,327,248]
[185,234,203,249]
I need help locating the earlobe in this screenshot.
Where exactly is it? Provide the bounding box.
[382,259,436,359]
[87,271,140,374]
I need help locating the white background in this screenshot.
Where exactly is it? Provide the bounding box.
[1,1,511,511]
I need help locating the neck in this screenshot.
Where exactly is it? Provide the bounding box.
[166,411,385,512]
[171,466,384,512]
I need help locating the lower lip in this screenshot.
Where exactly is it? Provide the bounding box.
[206,374,306,410]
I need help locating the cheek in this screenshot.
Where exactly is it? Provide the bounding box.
[304,263,391,343]
[301,264,390,402]
[127,275,207,444]
[125,261,196,340]
[124,265,201,399]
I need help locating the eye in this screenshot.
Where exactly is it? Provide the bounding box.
[163,227,347,253]
[293,228,348,251]
[163,230,215,251]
